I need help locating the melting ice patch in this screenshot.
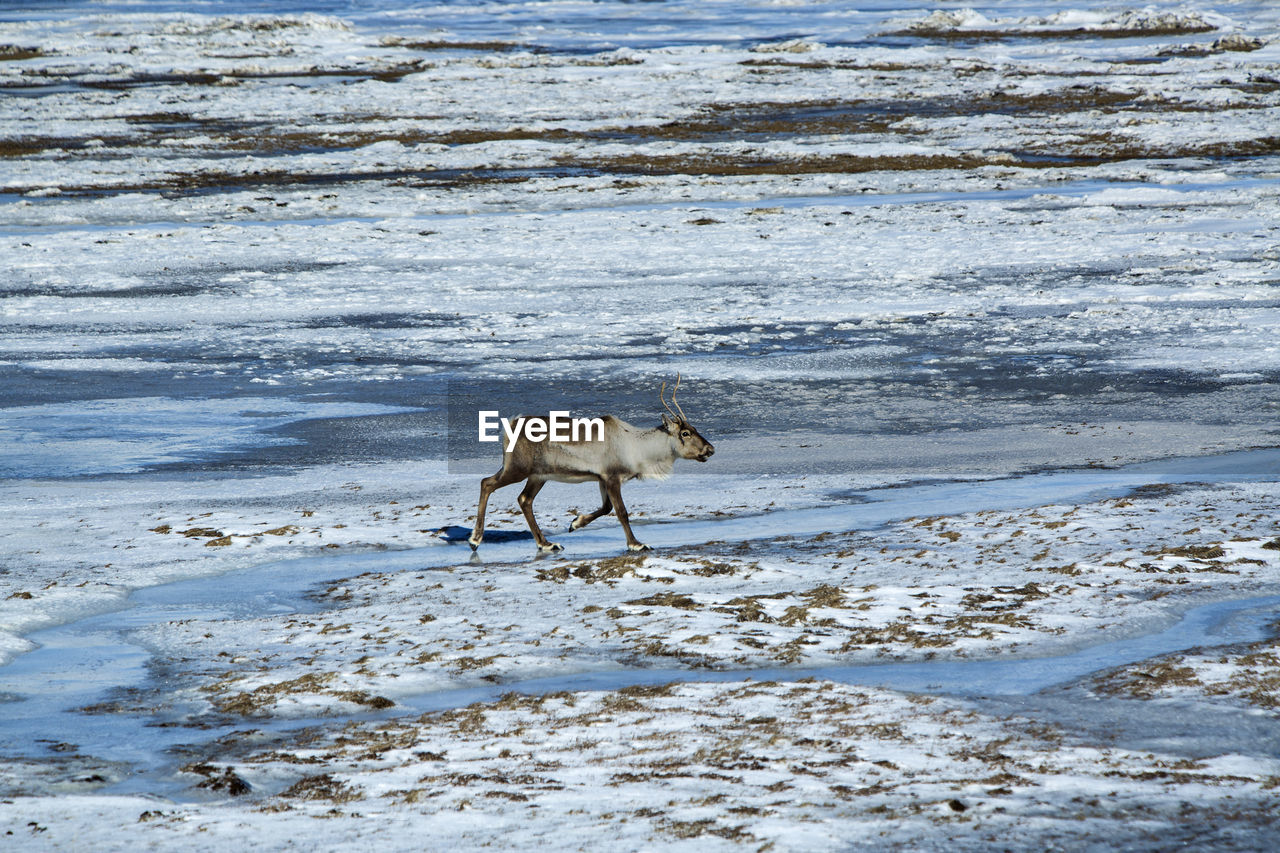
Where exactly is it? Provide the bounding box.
[682,345,911,381]
[894,6,1228,35]
[0,397,419,478]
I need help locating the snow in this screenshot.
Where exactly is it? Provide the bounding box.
[3,0,1280,848]
[5,679,1280,850]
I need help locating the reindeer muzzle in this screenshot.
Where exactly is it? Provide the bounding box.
[698,446,715,462]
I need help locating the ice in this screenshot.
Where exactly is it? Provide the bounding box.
[0,398,420,478]
[3,0,1280,847]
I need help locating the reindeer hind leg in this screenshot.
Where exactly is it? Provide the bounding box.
[569,480,613,531]
[517,478,561,552]
[605,478,649,552]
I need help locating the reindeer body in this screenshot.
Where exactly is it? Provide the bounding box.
[469,390,714,553]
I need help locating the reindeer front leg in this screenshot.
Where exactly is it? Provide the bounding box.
[517,479,562,552]
[605,478,650,552]
[470,466,524,550]
[469,473,498,550]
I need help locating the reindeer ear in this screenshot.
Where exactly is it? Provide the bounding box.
[661,413,674,430]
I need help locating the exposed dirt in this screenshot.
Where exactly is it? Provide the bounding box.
[0,45,44,61]
[5,87,1261,162]
[888,25,1218,42]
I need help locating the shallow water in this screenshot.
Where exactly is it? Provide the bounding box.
[10,0,1274,51]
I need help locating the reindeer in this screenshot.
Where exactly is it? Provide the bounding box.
[469,376,714,553]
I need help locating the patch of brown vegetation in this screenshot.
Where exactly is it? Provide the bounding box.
[453,655,500,672]
[1159,34,1269,57]
[1224,650,1280,708]
[183,763,252,796]
[659,818,755,842]
[961,583,1049,611]
[280,773,363,803]
[388,39,536,53]
[179,527,224,538]
[35,62,429,92]
[740,58,928,72]
[774,585,848,627]
[839,620,954,651]
[577,151,990,178]
[616,683,678,699]
[1223,77,1280,95]
[13,121,1279,196]
[1155,544,1227,560]
[889,23,1217,42]
[1034,134,1280,167]
[0,45,43,61]
[624,592,700,610]
[714,592,788,624]
[1096,640,1280,710]
[1097,660,1203,698]
[544,552,650,585]
[331,690,395,709]
[210,672,336,715]
[682,558,747,577]
[8,82,1231,165]
[630,638,709,663]
[944,611,1034,633]
[804,584,846,608]
[220,126,565,154]
[0,133,140,158]
[534,565,570,583]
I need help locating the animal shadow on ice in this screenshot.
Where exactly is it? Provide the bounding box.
[436,525,533,545]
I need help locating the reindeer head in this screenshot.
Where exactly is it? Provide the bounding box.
[660,375,715,462]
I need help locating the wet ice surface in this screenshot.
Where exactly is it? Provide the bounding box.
[3,0,1280,848]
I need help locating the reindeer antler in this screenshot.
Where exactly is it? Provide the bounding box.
[669,372,687,423]
[659,376,680,422]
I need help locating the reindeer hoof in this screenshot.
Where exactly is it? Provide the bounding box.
[628,542,652,552]
[468,534,482,550]
[539,541,564,553]
[569,515,587,531]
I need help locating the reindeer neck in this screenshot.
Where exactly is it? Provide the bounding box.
[630,423,677,480]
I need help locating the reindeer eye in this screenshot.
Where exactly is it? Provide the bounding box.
[680,430,690,439]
